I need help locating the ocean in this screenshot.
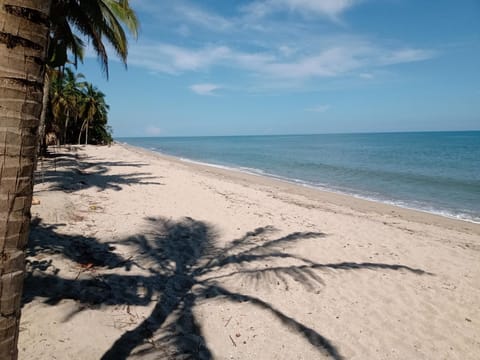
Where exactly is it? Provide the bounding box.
[118,131,480,223]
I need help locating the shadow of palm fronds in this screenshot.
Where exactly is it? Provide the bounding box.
[100,216,430,360]
[28,218,127,269]
[24,216,431,360]
[36,149,163,192]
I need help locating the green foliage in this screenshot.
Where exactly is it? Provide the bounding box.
[49,0,139,76]
[47,68,112,145]
[42,0,140,147]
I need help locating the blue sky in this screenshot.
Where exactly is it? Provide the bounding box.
[78,0,480,137]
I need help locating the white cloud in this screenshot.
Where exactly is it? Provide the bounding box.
[189,83,222,95]
[278,45,296,57]
[125,39,435,83]
[243,0,359,20]
[263,46,366,78]
[99,0,442,103]
[126,1,435,85]
[306,104,330,112]
[145,126,162,136]
[127,43,232,74]
[175,4,233,31]
[359,72,373,79]
[379,48,436,65]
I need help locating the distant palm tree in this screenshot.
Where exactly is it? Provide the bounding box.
[78,83,109,145]
[49,67,85,144]
[63,68,86,144]
[50,69,111,145]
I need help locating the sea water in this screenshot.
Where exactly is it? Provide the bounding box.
[119,131,480,223]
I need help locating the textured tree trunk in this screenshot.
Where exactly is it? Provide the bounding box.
[63,110,69,144]
[77,118,87,145]
[36,70,50,157]
[0,1,51,359]
[85,119,88,145]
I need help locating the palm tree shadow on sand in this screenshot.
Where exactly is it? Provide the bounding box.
[23,218,431,360]
[100,217,430,360]
[35,149,163,192]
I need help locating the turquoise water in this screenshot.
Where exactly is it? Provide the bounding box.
[119,131,480,223]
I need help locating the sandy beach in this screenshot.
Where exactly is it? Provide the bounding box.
[19,143,480,359]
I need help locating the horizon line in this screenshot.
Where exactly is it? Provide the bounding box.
[115,129,480,139]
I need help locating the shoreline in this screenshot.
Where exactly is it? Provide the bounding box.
[21,143,480,359]
[115,132,480,226]
[117,141,480,235]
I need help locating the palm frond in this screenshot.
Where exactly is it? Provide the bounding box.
[199,285,344,360]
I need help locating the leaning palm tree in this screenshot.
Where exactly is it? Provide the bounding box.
[48,68,85,144]
[62,68,85,144]
[0,1,139,358]
[77,83,109,145]
[0,2,51,359]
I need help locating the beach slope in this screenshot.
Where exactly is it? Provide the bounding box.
[19,144,480,359]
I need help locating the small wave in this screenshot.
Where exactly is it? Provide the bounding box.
[120,138,480,224]
[264,177,480,224]
[179,157,239,172]
[239,166,266,174]
[356,196,480,224]
[180,157,480,223]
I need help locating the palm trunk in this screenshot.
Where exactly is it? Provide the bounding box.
[78,119,87,145]
[37,70,51,157]
[64,110,69,145]
[0,1,51,359]
[85,119,88,145]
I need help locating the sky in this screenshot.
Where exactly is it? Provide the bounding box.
[78,0,480,137]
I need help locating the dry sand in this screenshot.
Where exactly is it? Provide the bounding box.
[19,143,480,359]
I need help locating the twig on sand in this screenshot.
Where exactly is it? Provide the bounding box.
[224,316,232,327]
[229,335,237,347]
[74,263,94,280]
[113,255,133,268]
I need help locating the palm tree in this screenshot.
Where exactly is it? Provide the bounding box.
[77,83,109,145]
[0,2,52,359]
[50,0,139,76]
[0,1,139,358]
[38,0,139,152]
[37,10,85,154]
[48,68,85,144]
[61,68,85,144]
[49,69,69,139]
[50,72,112,146]
[50,69,112,145]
